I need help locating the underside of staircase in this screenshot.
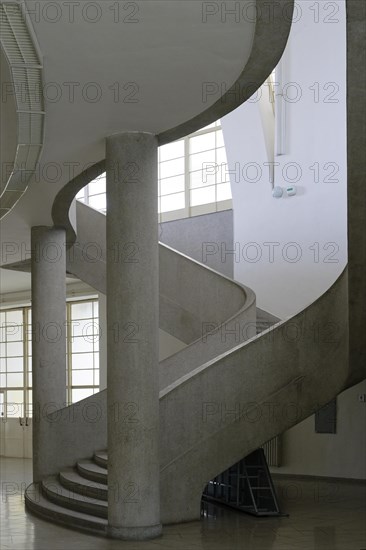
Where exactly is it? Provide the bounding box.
[1,0,364,541]
[25,314,277,533]
[11,197,356,530]
[25,280,357,532]
[26,445,284,532]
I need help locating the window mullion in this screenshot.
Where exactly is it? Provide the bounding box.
[66,303,72,405]
[77,120,227,222]
[22,308,27,420]
[185,137,191,217]
[84,185,89,206]
[215,130,218,211]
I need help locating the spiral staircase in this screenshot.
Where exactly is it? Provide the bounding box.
[0,0,364,539]
[23,201,355,530]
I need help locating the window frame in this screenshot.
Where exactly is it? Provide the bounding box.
[0,298,100,416]
[76,120,233,222]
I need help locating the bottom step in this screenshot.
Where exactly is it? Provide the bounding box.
[25,483,107,535]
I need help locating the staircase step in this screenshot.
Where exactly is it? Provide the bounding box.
[77,459,108,483]
[94,450,108,468]
[60,469,108,501]
[25,483,107,534]
[42,476,108,518]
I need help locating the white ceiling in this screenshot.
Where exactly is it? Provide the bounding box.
[1,1,256,293]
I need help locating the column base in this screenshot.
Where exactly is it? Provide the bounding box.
[107,523,162,540]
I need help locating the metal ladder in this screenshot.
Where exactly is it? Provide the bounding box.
[203,448,282,517]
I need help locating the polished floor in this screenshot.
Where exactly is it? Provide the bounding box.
[1,458,365,550]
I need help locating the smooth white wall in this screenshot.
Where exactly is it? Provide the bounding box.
[222,0,347,319]
[222,2,364,481]
[272,380,366,480]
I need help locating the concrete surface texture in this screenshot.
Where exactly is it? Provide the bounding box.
[1,0,365,541]
[30,226,67,483]
[106,133,161,539]
[68,203,258,385]
[24,268,357,528]
[346,0,366,387]
[159,210,234,279]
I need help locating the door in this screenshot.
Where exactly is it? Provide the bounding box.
[0,389,32,458]
[0,391,5,456]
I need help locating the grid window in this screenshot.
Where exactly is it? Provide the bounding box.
[76,120,232,221]
[0,299,100,418]
[67,299,99,405]
[159,140,184,162]
[159,175,185,196]
[0,309,26,416]
[78,174,106,213]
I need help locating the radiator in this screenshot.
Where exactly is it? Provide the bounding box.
[262,436,281,467]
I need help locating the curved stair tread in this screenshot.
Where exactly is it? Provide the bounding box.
[94,451,108,467]
[42,476,107,518]
[77,460,108,483]
[60,469,108,501]
[25,483,107,534]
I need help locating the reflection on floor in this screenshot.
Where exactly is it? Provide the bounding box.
[1,458,365,550]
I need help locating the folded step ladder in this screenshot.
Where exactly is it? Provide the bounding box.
[203,448,283,517]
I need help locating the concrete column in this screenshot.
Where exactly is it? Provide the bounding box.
[98,292,107,391]
[106,133,161,540]
[347,0,366,386]
[31,226,66,482]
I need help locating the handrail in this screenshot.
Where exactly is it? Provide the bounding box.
[68,202,257,365]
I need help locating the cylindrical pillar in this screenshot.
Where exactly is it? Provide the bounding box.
[31,226,66,482]
[106,133,161,540]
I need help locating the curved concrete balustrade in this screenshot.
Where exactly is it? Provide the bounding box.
[2,197,264,419]
[73,202,252,343]
[1,203,257,433]
[69,201,257,348]
[31,199,256,482]
[159,269,350,522]
[159,244,256,345]
[40,197,362,526]
[13,127,365,535]
[1,0,363,537]
[27,268,362,528]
